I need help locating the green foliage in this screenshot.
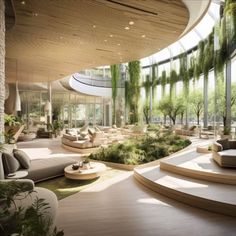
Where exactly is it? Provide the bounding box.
[224,0,236,47]
[223,126,231,135]
[143,75,152,98]
[194,41,204,80]
[209,80,236,127]
[189,90,204,125]
[188,53,195,79]
[158,95,186,125]
[4,128,15,144]
[203,32,214,78]
[110,64,120,124]
[160,70,167,97]
[143,103,150,125]
[128,61,141,124]
[125,80,130,108]
[179,52,189,97]
[0,181,63,236]
[52,120,64,137]
[215,0,236,74]
[169,69,178,98]
[89,132,191,165]
[4,114,21,127]
[151,64,157,100]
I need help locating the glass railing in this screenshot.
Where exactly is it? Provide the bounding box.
[72,73,125,88]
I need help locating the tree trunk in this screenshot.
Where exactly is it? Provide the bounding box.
[0,0,5,143]
[170,116,176,125]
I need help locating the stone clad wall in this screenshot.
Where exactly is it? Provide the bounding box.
[0,0,5,143]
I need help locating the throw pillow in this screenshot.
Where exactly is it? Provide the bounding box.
[217,139,230,150]
[2,152,21,174]
[13,149,31,169]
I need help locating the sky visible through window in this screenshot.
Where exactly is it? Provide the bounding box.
[141,2,220,67]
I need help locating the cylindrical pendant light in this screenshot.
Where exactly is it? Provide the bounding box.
[15,81,21,111]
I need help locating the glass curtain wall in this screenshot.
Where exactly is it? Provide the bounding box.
[20,90,104,130]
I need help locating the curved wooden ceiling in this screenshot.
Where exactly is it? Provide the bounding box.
[6,0,190,83]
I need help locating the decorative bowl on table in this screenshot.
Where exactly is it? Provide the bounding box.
[72,164,80,170]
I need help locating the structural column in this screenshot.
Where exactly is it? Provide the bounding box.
[225,59,231,129]
[203,77,208,128]
[0,0,5,143]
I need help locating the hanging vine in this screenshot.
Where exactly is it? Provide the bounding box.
[128,60,141,124]
[110,64,120,124]
[160,70,167,97]
[194,41,204,80]
[203,32,214,79]
[142,74,151,99]
[151,64,157,100]
[179,52,189,97]
[169,69,178,99]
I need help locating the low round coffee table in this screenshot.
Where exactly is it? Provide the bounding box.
[64,162,106,180]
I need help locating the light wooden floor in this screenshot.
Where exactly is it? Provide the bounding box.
[18,137,236,235]
[57,171,236,236]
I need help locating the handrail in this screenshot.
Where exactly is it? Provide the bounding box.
[72,73,125,88]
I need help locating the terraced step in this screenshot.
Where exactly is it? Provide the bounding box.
[160,150,236,185]
[134,166,236,217]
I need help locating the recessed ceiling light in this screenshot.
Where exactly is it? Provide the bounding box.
[117,43,121,46]
[129,21,134,25]
[104,39,108,42]
[125,26,130,30]
[21,1,26,5]
[93,25,96,28]
[141,34,146,38]
[109,34,113,38]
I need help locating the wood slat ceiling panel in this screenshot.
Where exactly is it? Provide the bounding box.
[6,0,189,83]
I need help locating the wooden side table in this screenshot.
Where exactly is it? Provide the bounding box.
[64,162,106,180]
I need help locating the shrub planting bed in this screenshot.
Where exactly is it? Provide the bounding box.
[89,131,191,165]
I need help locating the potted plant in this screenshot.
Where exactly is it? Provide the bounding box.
[4,129,15,144]
[52,120,64,137]
[4,114,22,134]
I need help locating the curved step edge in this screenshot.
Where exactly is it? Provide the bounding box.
[133,168,236,217]
[160,161,236,185]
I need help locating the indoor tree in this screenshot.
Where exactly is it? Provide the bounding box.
[209,81,236,130]
[158,95,186,125]
[189,90,204,125]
